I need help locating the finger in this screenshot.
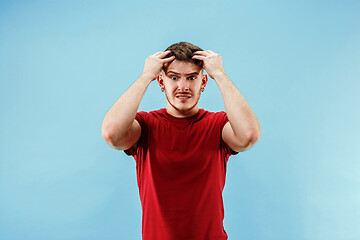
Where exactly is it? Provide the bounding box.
[161,55,175,63]
[192,55,206,60]
[158,50,172,58]
[153,51,163,56]
[193,51,207,56]
[205,50,217,57]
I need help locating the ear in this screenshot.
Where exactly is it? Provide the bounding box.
[201,74,208,89]
[157,72,164,89]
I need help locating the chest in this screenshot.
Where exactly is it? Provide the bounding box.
[144,119,222,170]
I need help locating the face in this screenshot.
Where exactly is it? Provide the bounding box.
[158,60,208,118]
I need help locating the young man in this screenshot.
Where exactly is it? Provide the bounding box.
[102,42,261,240]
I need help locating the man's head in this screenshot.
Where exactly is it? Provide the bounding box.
[162,42,204,74]
[158,42,208,118]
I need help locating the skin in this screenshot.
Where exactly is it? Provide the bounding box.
[157,60,207,118]
[102,50,261,152]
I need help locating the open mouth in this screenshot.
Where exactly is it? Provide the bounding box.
[176,95,191,99]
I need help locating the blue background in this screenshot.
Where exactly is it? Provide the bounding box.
[1,0,359,239]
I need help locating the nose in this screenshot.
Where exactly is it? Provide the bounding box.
[177,78,189,91]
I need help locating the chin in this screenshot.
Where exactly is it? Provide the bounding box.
[173,101,198,113]
[165,92,201,114]
[176,106,193,113]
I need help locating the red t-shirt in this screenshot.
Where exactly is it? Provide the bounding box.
[125,108,238,240]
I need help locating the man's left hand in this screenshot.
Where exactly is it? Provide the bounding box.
[192,50,225,79]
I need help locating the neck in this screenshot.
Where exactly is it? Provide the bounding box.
[165,105,199,118]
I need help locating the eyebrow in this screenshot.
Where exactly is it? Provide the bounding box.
[166,71,199,75]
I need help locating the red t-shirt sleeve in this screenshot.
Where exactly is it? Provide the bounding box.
[124,111,148,156]
[217,111,240,156]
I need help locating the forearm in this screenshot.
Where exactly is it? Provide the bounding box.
[214,72,261,144]
[102,73,153,141]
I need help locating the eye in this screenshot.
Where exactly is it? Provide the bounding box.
[171,76,177,80]
[188,76,196,80]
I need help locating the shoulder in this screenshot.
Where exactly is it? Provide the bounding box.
[135,108,167,126]
[146,108,168,121]
[148,108,166,116]
[199,109,227,121]
[196,109,228,129]
[137,108,165,118]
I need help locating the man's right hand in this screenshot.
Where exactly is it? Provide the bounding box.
[142,50,175,80]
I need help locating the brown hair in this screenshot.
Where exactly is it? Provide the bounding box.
[163,42,203,72]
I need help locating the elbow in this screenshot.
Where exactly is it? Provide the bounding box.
[251,128,261,144]
[247,123,261,144]
[102,127,115,146]
[101,127,112,144]
[101,122,113,142]
[101,126,126,150]
[247,129,261,147]
[234,130,261,152]
[249,130,261,146]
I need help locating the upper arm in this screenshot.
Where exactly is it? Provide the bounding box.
[123,119,142,150]
[222,122,253,152]
[104,119,142,151]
